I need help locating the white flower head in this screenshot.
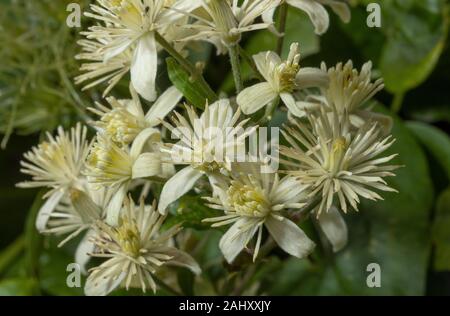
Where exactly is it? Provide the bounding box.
[80,0,201,100]
[17,124,90,231]
[237,42,329,117]
[180,0,281,54]
[280,106,399,216]
[157,99,256,214]
[84,197,200,296]
[262,0,351,36]
[320,60,390,132]
[89,85,183,146]
[203,164,315,263]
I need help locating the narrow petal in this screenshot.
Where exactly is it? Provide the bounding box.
[219,218,259,264]
[237,83,278,115]
[265,216,315,258]
[317,206,348,252]
[85,270,126,296]
[36,190,65,232]
[132,153,162,179]
[295,67,329,89]
[106,185,127,226]
[145,86,183,126]
[75,230,96,274]
[130,128,160,159]
[253,52,281,81]
[158,166,203,214]
[287,0,330,35]
[131,33,157,101]
[288,101,321,118]
[164,247,201,275]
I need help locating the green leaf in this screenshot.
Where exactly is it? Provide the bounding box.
[164,196,222,231]
[177,269,195,296]
[266,107,434,295]
[432,187,450,271]
[0,278,38,296]
[406,121,450,179]
[166,57,217,109]
[379,1,448,93]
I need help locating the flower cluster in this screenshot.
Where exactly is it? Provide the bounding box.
[18,0,400,296]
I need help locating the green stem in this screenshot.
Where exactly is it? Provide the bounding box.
[155,31,217,101]
[153,275,184,296]
[276,3,289,55]
[0,235,25,275]
[229,44,243,93]
[391,92,405,114]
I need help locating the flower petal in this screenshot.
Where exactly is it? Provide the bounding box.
[287,0,330,35]
[132,153,163,179]
[317,205,348,252]
[85,269,126,296]
[105,185,127,226]
[219,218,259,263]
[131,33,157,101]
[36,190,65,232]
[75,230,96,275]
[237,82,278,115]
[295,67,329,89]
[130,127,161,159]
[158,166,203,214]
[145,86,183,126]
[265,216,315,258]
[253,51,281,81]
[164,247,201,275]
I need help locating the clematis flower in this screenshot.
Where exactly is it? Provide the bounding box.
[262,0,351,36]
[203,163,315,263]
[84,197,200,296]
[179,0,281,54]
[237,43,328,117]
[89,85,183,147]
[158,99,256,214]
[80,0,202,101]
[17,124,90,230]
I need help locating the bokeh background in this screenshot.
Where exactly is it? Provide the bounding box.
[0,0,449,295]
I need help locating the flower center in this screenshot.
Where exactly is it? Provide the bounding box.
[87,138,133,185]
[228,181,271,217]
[325,137,348,175]
[110,0,142,25]
[276,43,301,92]
[115,217,141,257]
[101,108,144,146]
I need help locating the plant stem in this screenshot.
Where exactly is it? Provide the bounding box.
[0,235,25,275]
[153,275,184,296]
[391,92,405,114]
[276,3,289,56]
[155,31,196,76]
[229,44,243,93]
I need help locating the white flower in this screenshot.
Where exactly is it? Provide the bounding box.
[319,60,391,133]
[81,0,201,101]
[85,128,171,225]
[89,85,183,146]
[75,38,132,98]
[263,0,351,35]
[17,124,90,230]
[280,107,399,217]
[203,164,315,263]
[158,99,256,214]
[84,197,200,296]
[180,0,281,54]
[237,43,328,117]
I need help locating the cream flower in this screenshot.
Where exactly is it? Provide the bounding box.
[237,43,328,117]
[203,164,315,263]
[17,124,90,231]
[180,0,281,54]
[81,0,201,101]
[89,85,183,146]
[85,128,171,225]
[84,197,200,296]
[158,99,256,214]
[262,0,351,35]
[319,60,391,133]
[75,38,133,98]
[280,107,399,217]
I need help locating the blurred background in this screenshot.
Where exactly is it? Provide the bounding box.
[0,0,449,295]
